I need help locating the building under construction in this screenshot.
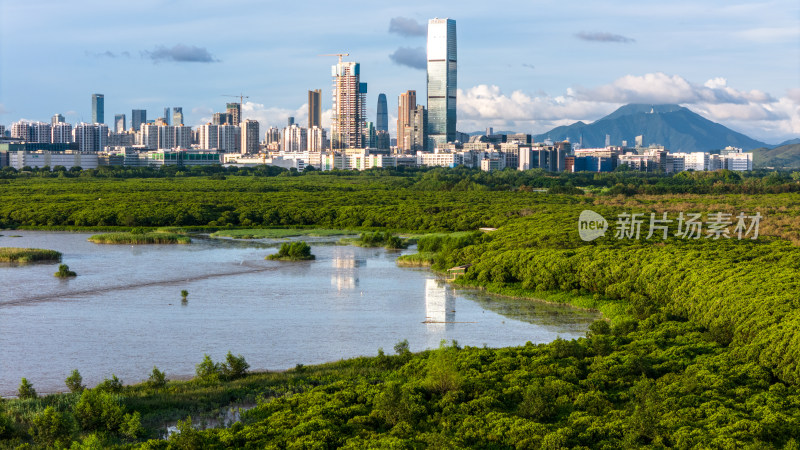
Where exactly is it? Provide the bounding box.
[330,60,367,150]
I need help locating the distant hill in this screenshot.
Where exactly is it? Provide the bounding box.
[751,143,800,168]
[532,104,767,152]
[775,138,800,147]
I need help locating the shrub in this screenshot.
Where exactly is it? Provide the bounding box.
[18,378,37,399]
[96,375,123,393]
[267,241,314,260]
[65,369,85,393]
[196,354,222,381]
[393,339,410,356]
[148,366,167,388]
[54,264,77,278]
[74,389,125,432]
[221,352,250,380]
[31,406,74,447]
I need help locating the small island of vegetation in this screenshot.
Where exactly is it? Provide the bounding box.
[266,241,315,261]
[54,263,76,277]
[0,247,62,263]
[88,228,191,245]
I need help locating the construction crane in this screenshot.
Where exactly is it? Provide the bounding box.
[318,53,349,64]
[222,94,249,105]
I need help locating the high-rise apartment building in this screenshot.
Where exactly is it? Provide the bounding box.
[264,127,281,146]
[213,112,232,126]
[158,125,175,150]
[173,107,184,126]
[51,122,73,144]
[283,124,307,152]
[51,114,65,126]
[30,122,51,143]
[397,90,417,152]
[139,124,160,149]
[92,94,105,124]
[74,123,108,152]
[132,109,146,132]
[331,60,367,150]
[404,105,427,153]
[114,114,126,133]
[308,126,327,152]
[240,119,260,155]
[427,18,457,148]
[363,122,376,148]
[217,125,240,152]
[174,125,193,149]
[309,89,322,129]
[198,124,219,150]
[226,103,241,126]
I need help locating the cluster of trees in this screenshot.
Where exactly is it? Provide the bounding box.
[266,242,314,261]
[354,232,406,249]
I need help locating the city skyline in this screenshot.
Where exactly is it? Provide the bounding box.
[1,0,798,143]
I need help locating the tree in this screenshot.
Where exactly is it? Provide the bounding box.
[196,354,221,381]
[18,377,37,399]
[74,388,126,432]
[31,406,74,447]
[221,352,250,380]
[393,339,410,356]
[54,264,77,278]
[148,366,167,388]
[65,369,85,393]
[96,374,123,393]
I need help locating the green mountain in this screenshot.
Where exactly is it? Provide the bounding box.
[533,104,767,152]
[751,143,800,168]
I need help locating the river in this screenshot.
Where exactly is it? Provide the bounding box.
[0,231,599,396]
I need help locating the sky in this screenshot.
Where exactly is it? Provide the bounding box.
[1,0,798,144]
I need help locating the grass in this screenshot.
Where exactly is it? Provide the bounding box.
[210,228,357,239]
[0,247,62,263]
[88,232,191,245]
[452,278,627,321]
[399,231,475,245]
[395,252,436,267]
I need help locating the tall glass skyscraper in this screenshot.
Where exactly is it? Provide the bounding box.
[132,109,146,132]
[91,94,104,124]
[376,94,388,133]
[426,18,456,148]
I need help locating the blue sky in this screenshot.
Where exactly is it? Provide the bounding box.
[1,0,798,143]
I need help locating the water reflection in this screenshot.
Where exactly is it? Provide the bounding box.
[424,278,456,331]
[330,248,365,290]
[331,275,359,290]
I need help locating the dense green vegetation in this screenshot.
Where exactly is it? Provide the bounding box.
[0,247,61,263]
[3,169,800,447]
[53,263,76,278]
[210,228,355,239]
[88,231,191,245]
[348,231,407,249]
[266,241,314,261]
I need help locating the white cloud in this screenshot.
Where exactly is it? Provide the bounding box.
[456,73,800,143]
[239,101,333,130]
